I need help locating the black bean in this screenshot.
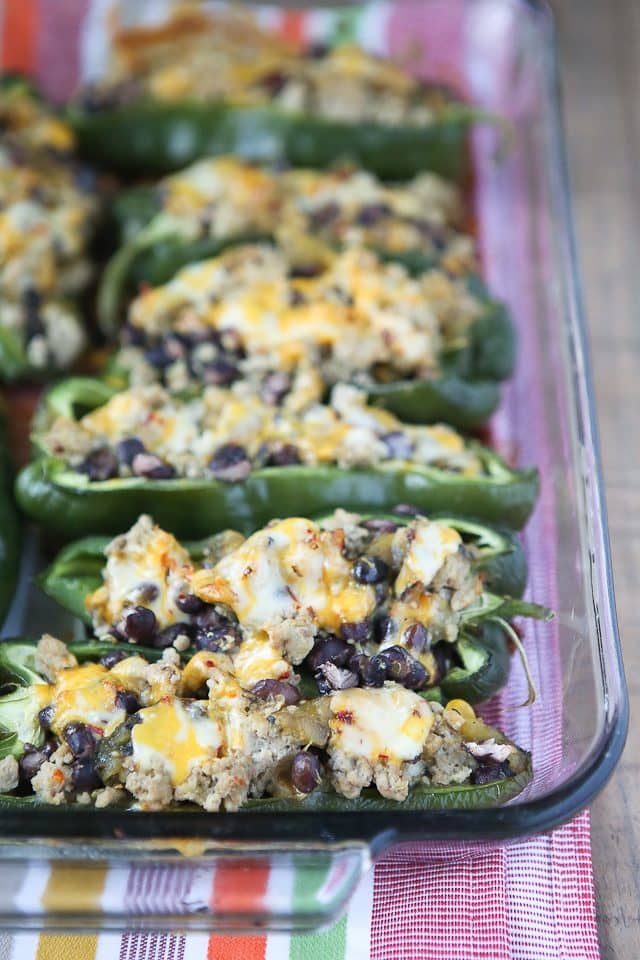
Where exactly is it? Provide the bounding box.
[263,443,301,467]
[289,262,323,279]
[123,605,157,643]
[194,607,226,630]
[120,322,146,347]
[433,643,456,679]
[361,518,399,534]
[404,622,430,653]
[316,662,359,691]
[307,636,351,672]
[373,614,393,644]
[392,503,421,517]
[260,70,288,95]
[71,758,102,792]
[63,723,96,759]
[131,452,176,479]
[115,690,140,714]
[381,431,414,460]
[340,619,371,642]
[18,742,52,782]
[144,345,173,369]
[260,371,291,406]
[289,289,307,307]
[78,447,119,482]
[100,649,129,669]
[176,593,206,615]
[377,646,429,690]
[208,444,252,482]
[154,622,195,649]
[195,623,240,652]
[361,654,387,688]
[38,705,54,732]
[251,679,301,705]
[352,556,390,585]
[116,436,146,466]
[309,202,340,229]
[356,203,392,226]
[23,287,43,339]
[291,751,322,794]
[202,359,238,386]
[470,757,512,786]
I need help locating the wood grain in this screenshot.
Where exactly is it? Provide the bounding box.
[550,0,640,956]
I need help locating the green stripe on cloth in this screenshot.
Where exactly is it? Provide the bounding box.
[289,857,347,960]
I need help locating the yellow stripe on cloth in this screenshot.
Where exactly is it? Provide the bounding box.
[36,863,106,960]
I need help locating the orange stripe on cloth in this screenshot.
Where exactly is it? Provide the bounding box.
[1,0,39,73]
[207,859,270,960]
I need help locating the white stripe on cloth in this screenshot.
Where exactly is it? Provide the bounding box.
[344,864,375,960]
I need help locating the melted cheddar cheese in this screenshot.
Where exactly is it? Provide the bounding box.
[192,517,375,633]
[131,699,223,786]
[329,684,433,763]
[37,663,127,738]
[395,521,462,595]
[86,515,192,631]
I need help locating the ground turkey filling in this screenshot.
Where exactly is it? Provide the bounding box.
[114,243,481,394]
[127,156,476,273]
[83,9,460,127]
[39,382,483,482]
[13,636,524,811]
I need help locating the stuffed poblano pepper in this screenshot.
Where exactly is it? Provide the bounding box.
[68,8,487,180]
[0,76,98,381]
[103,242,513,429]
[0,635,532,813]
[100,156,479,326]
[38,508,533,706]
[0,509,543,810]
[17,380,538,537]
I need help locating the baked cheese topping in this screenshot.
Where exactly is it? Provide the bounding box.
[127,244,467,380]
[92,9,456,126]
[131,698,223,786]
[36,663,127,739]
[395,522,463,596]
[147,156,473,271]
[41,382,484,479]
[87,515,192,631]
[191,517,376,633]
[329,685,434,764]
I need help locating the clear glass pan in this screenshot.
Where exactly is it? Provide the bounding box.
[0,0,628,932]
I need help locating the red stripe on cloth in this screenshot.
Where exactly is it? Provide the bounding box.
[371,847,510,960]
[278,11,306,47]
[370,812,599,960]
[1,0,38,73]
[207,860,269,960]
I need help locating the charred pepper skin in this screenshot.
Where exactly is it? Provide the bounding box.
[67,100,476,180]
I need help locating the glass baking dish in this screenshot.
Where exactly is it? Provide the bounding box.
[0,0,628,933]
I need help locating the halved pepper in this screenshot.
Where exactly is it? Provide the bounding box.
[0,636,532,811]
[38,515,528,624]
[68,99,480,181]
[16,443,538,540]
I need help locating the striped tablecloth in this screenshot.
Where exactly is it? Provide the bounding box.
[0,812,599,960]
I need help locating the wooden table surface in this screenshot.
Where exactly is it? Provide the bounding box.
[550,1,639,956]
